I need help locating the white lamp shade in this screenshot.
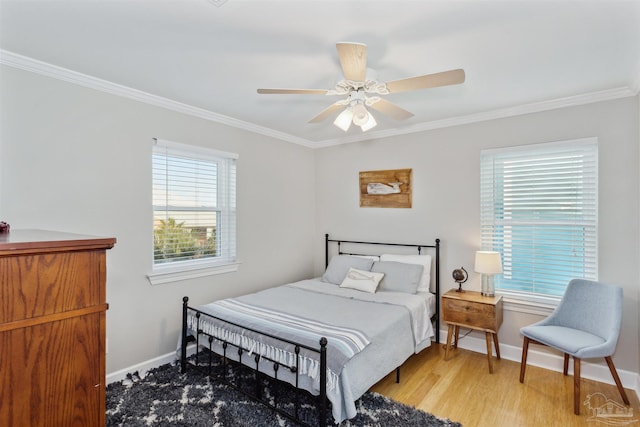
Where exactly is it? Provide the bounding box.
[333,108,353,132]
[474,251,502,274]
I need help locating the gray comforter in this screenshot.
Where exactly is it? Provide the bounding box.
[189,279,434,423]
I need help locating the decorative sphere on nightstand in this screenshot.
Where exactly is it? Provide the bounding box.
[452,267,468,292]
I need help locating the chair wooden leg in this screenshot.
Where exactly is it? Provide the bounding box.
[563,353,569,375]
[519,337,529,383]
[574,357,581,415]
[605,356,630,405]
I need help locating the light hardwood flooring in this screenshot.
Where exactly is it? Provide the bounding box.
[371,344,640,427]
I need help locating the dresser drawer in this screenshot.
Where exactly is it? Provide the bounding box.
[0,250,105,324]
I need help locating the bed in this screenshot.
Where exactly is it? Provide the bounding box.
[180,234,440,426]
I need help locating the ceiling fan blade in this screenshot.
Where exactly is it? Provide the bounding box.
[368,98,414,121]
[386,69,465,93]
[257,88,328,95]
[308,103,345,123]
[336,42,367,82]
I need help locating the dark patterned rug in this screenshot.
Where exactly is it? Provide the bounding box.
[106,358,462,427]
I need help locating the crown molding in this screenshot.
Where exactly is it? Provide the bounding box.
[313,85,638,148]
[1,49,636,149]
[0,50,316,148]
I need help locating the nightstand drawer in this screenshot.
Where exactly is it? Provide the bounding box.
[442,297,501,332]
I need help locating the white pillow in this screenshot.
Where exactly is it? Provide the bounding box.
[353,255,381,262]
[340,267,384,293]
[379,254,432,293]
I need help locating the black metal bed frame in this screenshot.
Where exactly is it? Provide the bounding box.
[180,234,440,427]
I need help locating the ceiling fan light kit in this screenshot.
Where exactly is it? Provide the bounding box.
[333,108,354,132]
[257,42,465,133]
[351,102,369,125]
[359,112,377,132]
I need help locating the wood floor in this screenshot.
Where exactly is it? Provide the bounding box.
[371,344,640,427]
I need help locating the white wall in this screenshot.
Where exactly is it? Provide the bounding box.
[314,96,640,372]
[1,62,638,377]
[0,65,317,373]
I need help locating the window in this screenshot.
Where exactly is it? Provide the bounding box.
[480,138,597,301]
[150,138,237,283]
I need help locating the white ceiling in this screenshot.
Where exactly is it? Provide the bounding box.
[1,0,639,147]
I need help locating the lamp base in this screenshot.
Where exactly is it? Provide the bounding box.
[481,275,495,297]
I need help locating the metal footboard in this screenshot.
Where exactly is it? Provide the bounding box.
[181,297,329,427]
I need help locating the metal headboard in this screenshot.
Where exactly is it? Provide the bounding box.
[324,233,441,343]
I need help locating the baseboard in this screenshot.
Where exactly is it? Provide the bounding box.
[109,335,640,403]
[439,329,640,401]
[106,345,196,384]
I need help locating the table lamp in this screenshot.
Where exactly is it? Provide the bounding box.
[475,251,502,297]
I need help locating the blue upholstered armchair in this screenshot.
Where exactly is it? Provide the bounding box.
[519,279,630,415]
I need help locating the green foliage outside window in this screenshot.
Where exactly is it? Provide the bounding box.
[154,218,217,262]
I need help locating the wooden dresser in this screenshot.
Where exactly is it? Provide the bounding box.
[0,230,115,427]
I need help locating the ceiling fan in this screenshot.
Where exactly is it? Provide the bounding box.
[257,42,465,132]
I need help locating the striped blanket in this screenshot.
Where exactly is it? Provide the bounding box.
[215,299,370,357]
[188,297,371,392]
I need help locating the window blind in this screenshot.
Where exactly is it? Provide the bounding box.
[480,138,598,297]
[152,139,237,268]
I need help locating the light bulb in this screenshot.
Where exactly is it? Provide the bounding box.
[352,103,369,126]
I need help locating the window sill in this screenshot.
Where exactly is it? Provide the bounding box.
[498,291,560,316]
[147,261,240,285]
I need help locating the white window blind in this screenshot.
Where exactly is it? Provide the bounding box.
[152,138,237,271]
[480,138,598,298]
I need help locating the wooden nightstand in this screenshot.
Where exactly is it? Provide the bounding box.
[442,289,503,373]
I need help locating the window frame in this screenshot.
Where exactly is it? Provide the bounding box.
[148,138,238,285]
[480,137,598,306]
